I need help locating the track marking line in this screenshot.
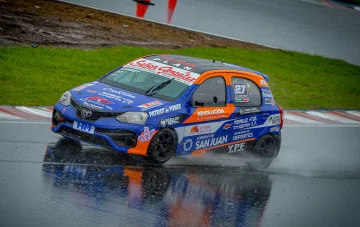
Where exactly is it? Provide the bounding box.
[347,111,360,117]
[284,113,323,124]
[0,112,24,119]
[306,111,360,124]
[0,121,51,124]
[16,106,52,118]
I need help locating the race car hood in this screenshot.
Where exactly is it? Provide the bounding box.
[70,81,169,112]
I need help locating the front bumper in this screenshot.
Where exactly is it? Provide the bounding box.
[51,103,151,154]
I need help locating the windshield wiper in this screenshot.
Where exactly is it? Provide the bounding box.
[144,78,175,96]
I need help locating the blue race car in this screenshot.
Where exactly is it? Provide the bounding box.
[51,54,283,169]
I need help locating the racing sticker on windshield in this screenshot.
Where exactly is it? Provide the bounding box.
[147,55,197,71]
[125,58,200,85]
[234,83,251,103]
[138,100,163,111]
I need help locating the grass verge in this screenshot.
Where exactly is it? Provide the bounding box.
[1,46,359,109]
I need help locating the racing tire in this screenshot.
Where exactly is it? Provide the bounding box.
[146,128,176,164]
[246,134,276,170]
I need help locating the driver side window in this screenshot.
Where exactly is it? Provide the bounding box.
[192,77,226,107]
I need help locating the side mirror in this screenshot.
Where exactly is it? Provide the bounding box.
[187,98,204,107]
[194,100,205,107]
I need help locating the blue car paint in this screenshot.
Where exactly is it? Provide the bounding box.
[52,57,281,158]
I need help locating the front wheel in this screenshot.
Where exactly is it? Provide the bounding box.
[246,134,276,170]
[146,128,176,164]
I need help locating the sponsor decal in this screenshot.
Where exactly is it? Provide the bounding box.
[103,87,136,99]
[116,67,141,73]
[149,104,181,117]
[59,94,67,102]
[159,116,181,127]
[138,127,155,143]
[196,134,214,141]
[190,125,212,134]
[236,97,249,103]
[61,108,66,114]
[228,142,245,154]
[261,88,273,98]
[268,115,281,125]
[197,108,225,116]
[233,130,253,141]
[138,100,163,111]
[234,83,250,103]
[270,126,280,132]
[73,83,95,91]
[239,107,261,115]
[86,97,114,105]
[260,80,268,86]
[233,116,257,129]
[82,102,103,110]
[195,135,228,149]
[88,90,96,93]
[149,55,197,70]
[98,92,133,105]
[126,59,200,85]
[79,97,114,110]
[264,98,275,106]
[183,139,193,152]
[223,123,232,130]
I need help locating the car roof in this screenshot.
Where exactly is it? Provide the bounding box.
[144,54,269,82]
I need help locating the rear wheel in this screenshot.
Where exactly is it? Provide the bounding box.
[146,128,176,164]
[246,134,276,170]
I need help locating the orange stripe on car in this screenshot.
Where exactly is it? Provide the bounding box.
[127,129,159,156]
[183,104,235,124]
[228,72,268,87]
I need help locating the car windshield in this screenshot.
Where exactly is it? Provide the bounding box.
[100,66,189,102]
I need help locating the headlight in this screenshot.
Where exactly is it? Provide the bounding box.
[59,91,71,106]
[116,112,148,125]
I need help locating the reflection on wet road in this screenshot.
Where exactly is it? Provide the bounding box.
[41,140,271,226]
[1,122,360,226]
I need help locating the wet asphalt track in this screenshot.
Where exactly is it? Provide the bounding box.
[60,0,360,65]
[1,121,360,226]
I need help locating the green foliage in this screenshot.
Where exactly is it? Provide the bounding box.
[1,46,359,109]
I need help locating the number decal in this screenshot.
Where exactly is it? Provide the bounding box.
[234,84,247,95]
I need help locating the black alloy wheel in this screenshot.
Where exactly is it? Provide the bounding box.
[147,128,176,164]
[247,134,276,170]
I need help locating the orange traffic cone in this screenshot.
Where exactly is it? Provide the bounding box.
[135,0,152,18]
[167,0,177,23]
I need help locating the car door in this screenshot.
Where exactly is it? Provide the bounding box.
[179,73,234,155]
[227,74,264,153]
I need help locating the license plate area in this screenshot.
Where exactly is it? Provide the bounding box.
[73,121,95,134]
